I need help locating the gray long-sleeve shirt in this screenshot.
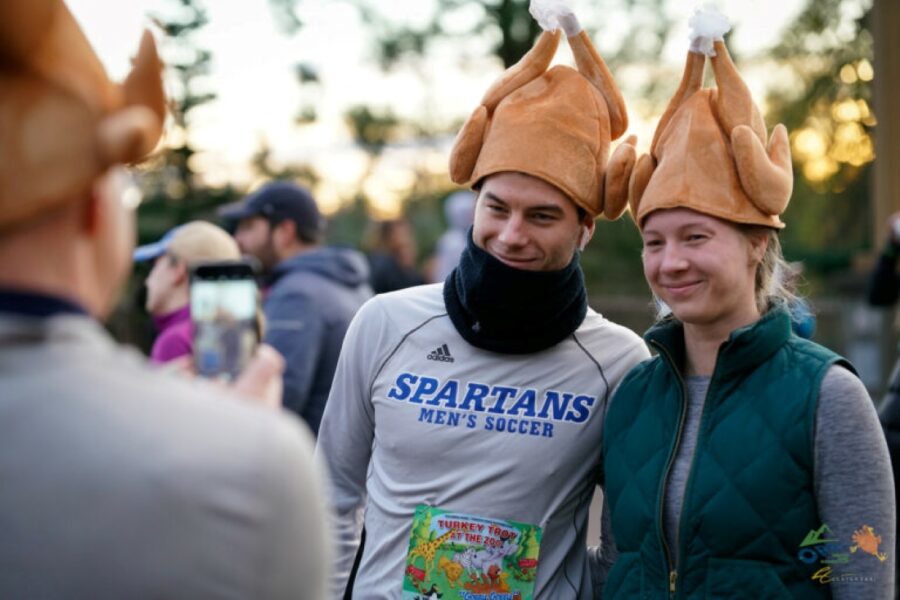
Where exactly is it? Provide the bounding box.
[316,284,650,599]
[592,365,896,598]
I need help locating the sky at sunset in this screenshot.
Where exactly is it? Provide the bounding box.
[67,0,811,214]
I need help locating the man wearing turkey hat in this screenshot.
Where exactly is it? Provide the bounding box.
[316,2,649,597]
[600,7,894,598]
[0,2,328,597]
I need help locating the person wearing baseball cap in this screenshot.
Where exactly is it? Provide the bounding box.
[0,2,329,596]
[218,181,326,270]
[134,221,241,363]
[219,181,373,434]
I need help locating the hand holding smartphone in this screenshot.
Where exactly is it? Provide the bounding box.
[190,260,260,381]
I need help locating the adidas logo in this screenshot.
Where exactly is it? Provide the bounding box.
[427,343,454,363]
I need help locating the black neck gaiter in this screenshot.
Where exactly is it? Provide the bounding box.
[443,231,588,354]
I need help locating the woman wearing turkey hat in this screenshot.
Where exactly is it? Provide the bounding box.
[597,8,895,599]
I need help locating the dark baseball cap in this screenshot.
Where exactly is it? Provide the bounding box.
[218,181,325,239]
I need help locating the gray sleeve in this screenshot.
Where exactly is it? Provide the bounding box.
[586,490,618,599]
[315,299,382,597]
[586,381,625,598]
[815,365,896,599]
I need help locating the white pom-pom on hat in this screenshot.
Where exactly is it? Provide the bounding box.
[688,3,731,57]
[529,0,582,37]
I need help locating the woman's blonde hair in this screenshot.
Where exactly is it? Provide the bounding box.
[744,226,798,314]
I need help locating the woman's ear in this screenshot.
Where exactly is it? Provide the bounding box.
[748,229,769,265]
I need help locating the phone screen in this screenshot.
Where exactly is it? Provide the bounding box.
[190,262,259,381]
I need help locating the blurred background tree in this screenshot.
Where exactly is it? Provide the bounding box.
[113,0,897,386]
[119,0,320,348]
[136,0,322,248]
[766,0,875,282]
[137,0,234,244]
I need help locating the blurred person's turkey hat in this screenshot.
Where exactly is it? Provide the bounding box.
[0,0,166,231]
[449,0,631,220]
[134,221,240,265]
[619,5,793,229]
[218,182,325,241]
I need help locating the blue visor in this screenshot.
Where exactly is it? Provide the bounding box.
[133,226,181,262]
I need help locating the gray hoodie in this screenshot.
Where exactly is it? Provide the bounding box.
[265,246,372,433]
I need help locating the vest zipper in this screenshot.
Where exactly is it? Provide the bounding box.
[650,342,689,598]
[672,374,716,599]
[654,339,726,599]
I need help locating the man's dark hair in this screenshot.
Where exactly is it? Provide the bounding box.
[269,217,324,245]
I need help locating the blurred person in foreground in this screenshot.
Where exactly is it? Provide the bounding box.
[0,3,328,598]
[134,221,240,363]
[599,8,894,598]
[220,181,372,434]
[316,2,649,597]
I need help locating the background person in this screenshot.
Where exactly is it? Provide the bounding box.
[134,220,241,363]
[0,4,329,597]
[429,190,475,283]
[364,217,426,294]
[219,180,373,434]
[867,210,900,583]
[599,9,894,598]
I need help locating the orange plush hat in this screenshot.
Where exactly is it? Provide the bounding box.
[0,0,166,231]
[614,6,793,229]
[449,0,632,219]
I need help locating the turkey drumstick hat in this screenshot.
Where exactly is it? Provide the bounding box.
[622,5,793,229]
[449,0,633,220]
[0,0,166,231]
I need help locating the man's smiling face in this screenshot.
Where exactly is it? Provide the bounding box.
[472,172,593,272]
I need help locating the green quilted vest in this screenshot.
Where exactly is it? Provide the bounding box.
[603,308,851,599]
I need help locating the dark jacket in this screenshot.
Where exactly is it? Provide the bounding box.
[867,243,900,307]
[264,246,372,434]
[604,309,846,599]
[366,252,425,294]
[867,241,900,570]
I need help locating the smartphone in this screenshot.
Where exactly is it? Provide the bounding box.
[190,260,260,381]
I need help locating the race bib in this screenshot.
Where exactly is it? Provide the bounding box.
[402,504,542,600]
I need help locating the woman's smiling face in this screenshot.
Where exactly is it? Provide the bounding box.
[641,208,765,328]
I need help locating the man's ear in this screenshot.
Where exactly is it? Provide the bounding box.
[579,217,596,250]
[79,185,105,238]
[172,259,189,285]
[273,219,297,249]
